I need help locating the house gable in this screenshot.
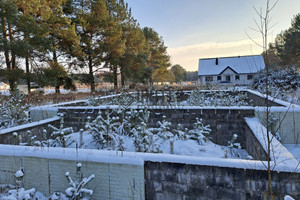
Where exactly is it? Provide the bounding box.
[219,66,238,75]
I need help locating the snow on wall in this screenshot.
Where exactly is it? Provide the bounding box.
[0,145,145,199]
[0,116,60,135]
[246,89,299,108]
[245,117,299,170]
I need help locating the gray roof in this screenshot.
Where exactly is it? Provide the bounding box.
[198,55,265,76]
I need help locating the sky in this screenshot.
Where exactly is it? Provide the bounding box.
[124,0,300,71]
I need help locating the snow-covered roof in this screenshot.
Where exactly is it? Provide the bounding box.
[198,55,265,76]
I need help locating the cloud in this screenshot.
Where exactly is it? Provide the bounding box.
[167,38,263,71]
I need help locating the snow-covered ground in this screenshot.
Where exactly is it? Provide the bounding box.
[44,88,91,94]
[66,131,249,159]
[283,144,300,162]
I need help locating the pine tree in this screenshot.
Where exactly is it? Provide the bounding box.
[133,121,161,153]
[187,118,211,145]
[42,1,80,93]
[0,85,30,129]
[157,115,173,141]
[65,163,95,200]
[48,114,74,147]
[72,0,110,93]
[143,27,171,85]
[0,0,24,91]
[3,169,36,200]
[85,109,124,150]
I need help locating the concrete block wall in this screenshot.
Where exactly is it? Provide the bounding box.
[0,146,145,200]
[246,91,283,107]
[58,107,255,147]
[145,161,300,200]
[244,124,268,160]
[0,117,60,144]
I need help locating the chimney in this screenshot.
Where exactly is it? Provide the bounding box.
[216,58,218,65]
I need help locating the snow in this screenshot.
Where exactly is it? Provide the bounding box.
[283,144,300,162]
[246,89,299,108]
[66,130,248,159]
[0,144,144,166]
[44,88,91,94]
[76,163,82,168]
[284,195,295,200]
[0,142,298,173]
[15,170,23,178]
[255,104,300,112]
[0,116,60,135]
[198,55,265,76]
[244,117,299,171]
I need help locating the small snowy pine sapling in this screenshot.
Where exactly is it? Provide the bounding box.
[188,118,211,145]
[157,115,175,154]
[133,122,161,153]
[157,115,173,141]
[13,132,18,145]
[85,109,122,150]
[0,84,30,129]
[3,169,36,200]
[48,113,74,147]
[174,124,186,140]
[124,109,141,136]
[225,134,241,158]
[186,88,206,106]
[65,163,95,200]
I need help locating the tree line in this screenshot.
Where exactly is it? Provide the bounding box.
[0,0,181,93]
[266,13,300,70]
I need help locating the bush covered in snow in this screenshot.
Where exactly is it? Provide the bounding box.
[85,109,125,150]
[186,88,252,106]
[133,121,161,153]
[0,87,30,130]
[48,114,75,148]
[186,118,211,145]
[1,169,37,200]
[0,164,95,200]
[252,67,299,100]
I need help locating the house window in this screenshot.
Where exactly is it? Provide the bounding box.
[247,75,253,80]
[235,75,240,80]
[226,75,231,82]
[217,76,221,81]
[205,76,213,82]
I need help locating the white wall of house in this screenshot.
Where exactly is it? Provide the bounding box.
[199,73,254,85]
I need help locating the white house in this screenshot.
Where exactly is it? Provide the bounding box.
[198,55,265,85]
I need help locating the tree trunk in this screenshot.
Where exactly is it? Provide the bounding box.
[24,30,31,94]
[88,55,95,93]
[1,16,11,70]
[8,22,16,92]
[55,85,60,94]
[53,49,60,94]
[120,65,125,88]
[113,65,118,91]
[25,57,31,94]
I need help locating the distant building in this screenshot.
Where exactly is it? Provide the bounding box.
[198,55,265,85]
[0,82,9,90]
